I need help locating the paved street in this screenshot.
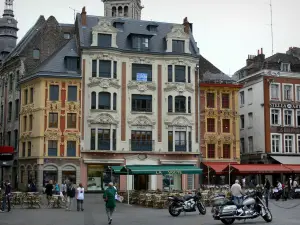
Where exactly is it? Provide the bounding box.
[1,195,300,225]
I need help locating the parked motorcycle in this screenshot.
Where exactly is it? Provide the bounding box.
[211,190,272,225]
[168,192,206,217]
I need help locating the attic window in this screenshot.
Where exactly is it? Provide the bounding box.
[64,33,71,39]
[33,49,40,59]
[65,57,79,71]
[132,35,149,51]
[281,63,290,72]
[113,22,124,30]
[147,25,157,32]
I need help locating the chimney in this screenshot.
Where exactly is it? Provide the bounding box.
[257,49,260,55]
[246,55,254,66]
[183,17,190,34]
[261,48,263,55]
[81,6,87,26]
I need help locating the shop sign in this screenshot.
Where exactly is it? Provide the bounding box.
[276,127,300,133]
[269,103,300,109]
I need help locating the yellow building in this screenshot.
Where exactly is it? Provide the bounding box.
[199,71,242,184]
[18,38,82,190]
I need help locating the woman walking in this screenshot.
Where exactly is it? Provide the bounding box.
[76,183,84,211]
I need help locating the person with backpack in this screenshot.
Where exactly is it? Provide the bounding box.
[103,182,117,224]
[66,181,76,211]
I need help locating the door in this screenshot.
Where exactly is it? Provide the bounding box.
[134,175,149,190]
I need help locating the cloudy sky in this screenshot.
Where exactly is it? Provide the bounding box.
[2,0,299,75]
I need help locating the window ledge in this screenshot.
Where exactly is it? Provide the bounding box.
[240,128,244,130]
[90,109,117,113]
[248,103,253,105]
[168,112,191,116]
[240,105,244,108]
[248,126,253,129]
[270,99,280,101]
[271,124,281,126]
[131,111,153,115]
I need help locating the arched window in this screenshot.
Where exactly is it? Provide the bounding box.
[124,6,128,17]
[168,95,173,112]
[98,92,111,109]
[91,92,96,109]
[33,49,40,59]
[113,93,117,110]
[118,6,123,16]
[112,7,116,17]
[175,96,186,113]
[188,97,191,113]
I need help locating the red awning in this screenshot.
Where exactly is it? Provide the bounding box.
[0,146,14,154]
[224,164,292,174]
[203,162,232,174]
[283,165,300,173]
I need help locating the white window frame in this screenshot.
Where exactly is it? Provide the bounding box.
[270,83,280,101]
[248,112,253,128]
[297,134,300,154]
[248,136,253,152]
[283,109,294,126]
[296,110,300,127]
[281,63,291,72]
[271,133,282,153]
[270,108,281,126]
[282,84,293,101]
[240,91,245,106]
[296,85,300,102]
[247,88,253,105]
[284,134,295,154]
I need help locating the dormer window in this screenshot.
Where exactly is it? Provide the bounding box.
[132,35,149,51]
[281,63,291,72]
[113,22,124,30]
[98,33,112,47]
[33,49,40,59]
[147,25,158,32]
[172,40,184,53]
[64,33,71,39]
[65,57,79,71]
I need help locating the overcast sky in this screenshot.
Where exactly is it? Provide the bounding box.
[2,0,299,75]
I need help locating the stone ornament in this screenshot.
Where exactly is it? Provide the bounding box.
[20,104,34,115]
[63,132,80,141]
[166,24,189,39]
[164,83,194,93]
[127,81,156,92]
[66,102,80,113]
[204,134,218,144]
[92,19,117,33]
[91,53,116,61]
[44,130,61,140]
[204,109,218,118]
[129,57,154,64]
[88,113,119,125]
[46,101,61,111]
[88,77,120,89]
[165,116,193,128]
[127,115,155,127]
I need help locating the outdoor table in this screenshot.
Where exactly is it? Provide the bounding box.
[22,192,41,208]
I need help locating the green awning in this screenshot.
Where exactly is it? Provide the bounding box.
[111,166,123,173]
[113,165,202,175]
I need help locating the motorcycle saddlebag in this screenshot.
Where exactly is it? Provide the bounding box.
[220,205,237,216]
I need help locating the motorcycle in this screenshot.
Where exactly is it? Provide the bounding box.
[168,192,206,217]
[211,190,272,225]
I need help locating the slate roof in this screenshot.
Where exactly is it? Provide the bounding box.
[76,14,199,56]
[198,55,222,74]
[201,71,235,83]
[265,53,300,64]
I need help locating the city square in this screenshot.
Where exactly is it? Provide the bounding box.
[1,195,300,225]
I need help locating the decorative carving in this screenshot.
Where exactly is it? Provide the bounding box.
[20,132,32,140]
[204,134,218,144]
[220,109,235,119]
[63,132,81,141]
[92,19,118,33]
[219,134,234,144]
[87,113,119,125]
[127,81,156,92]
[45,130,61,140]
[204,109,218,118]
[164,83,194,93]
[91,53,116,61]
[46,101,61,112]
[166,24,189,39]
[88,77,120,89]
[129,57,154,64]
[66,102,80,113]
[128,115,155,127]
[165,116,193,128]
[20,104,34,114]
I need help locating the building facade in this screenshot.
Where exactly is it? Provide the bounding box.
[17,18,81,190]
[77,1,201,191]
[199,71,242,184]
[233,48,300,168]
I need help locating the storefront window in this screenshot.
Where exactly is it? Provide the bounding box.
[163,174,182,191]
[43,171,58,187]
[87,165,120,191]
[62,171,76,183]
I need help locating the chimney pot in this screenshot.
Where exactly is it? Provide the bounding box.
[261,48,263,54]
[81,6,87,26]
[257,49,259,55]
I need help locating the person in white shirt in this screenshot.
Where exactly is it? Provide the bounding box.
[76,183,84,211]
[275,180,283,201]
[231,180,244,205]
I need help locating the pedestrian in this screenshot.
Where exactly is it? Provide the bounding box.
[230,180,243,206]
[30,180,37,192]
[61,181,67,199]
[45,180,53,205]
[76,183,84,211]
[103,182,117,224]
[264,178,270,208]
[54,181,60,195]
[1,180,11,212]
[275,180,283,201]
[66,181,76,211]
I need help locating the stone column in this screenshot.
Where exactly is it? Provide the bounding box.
[58,166,62,185]
[37,165,43,192]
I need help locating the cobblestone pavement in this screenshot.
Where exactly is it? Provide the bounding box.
[1,195,300,225]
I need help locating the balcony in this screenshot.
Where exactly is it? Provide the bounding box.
[97,139,116,151]
[168,140,192,152]
[130,139,154,151]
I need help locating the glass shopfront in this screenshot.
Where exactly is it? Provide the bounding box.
[43,171,58,187]
[87,165,120,191]
[163,174,182,191]
[62,171,76,183]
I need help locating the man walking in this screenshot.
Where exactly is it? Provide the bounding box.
[264,178,271,208]
[1,181,11,212]
[103,182,117,224]
[66,181,76,211]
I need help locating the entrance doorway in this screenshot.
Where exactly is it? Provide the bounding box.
[134,175,149,190]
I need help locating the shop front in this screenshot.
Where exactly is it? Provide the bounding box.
[43,165,58,186]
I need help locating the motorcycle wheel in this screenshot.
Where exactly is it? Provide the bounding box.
[197,202,206,215]
[262,208,272,222]
[221,219,235,225]
[168,203,181,217]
